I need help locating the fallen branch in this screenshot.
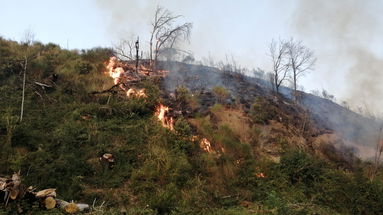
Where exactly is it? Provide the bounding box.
[90,84,120,95]
[34,81,52,89]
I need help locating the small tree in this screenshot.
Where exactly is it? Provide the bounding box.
[113,38,135,61]
[370,125,383,181]
[286,39,316,102]
[321,89,335,101]
[114,36,141,76]
[149,6,192,71]
[212,86,229,104]
[269,39,289,94]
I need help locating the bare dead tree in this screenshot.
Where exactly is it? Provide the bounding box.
[20,29,35,122]
[135,37,139,74]
[269,39,289,94]
[113,39,135,61]
[149,6,192,71]
[286,38,316,102]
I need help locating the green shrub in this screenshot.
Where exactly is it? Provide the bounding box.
[212,86,229,103]
[250,97,276,124]
[280,150,324,187]
[264,191,292,215]
[210,103,224,114]
[147,183,179,215]
[74,59,94,74]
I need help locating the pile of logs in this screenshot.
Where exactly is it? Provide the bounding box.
[0,173,22,206]
[0,172,89,214]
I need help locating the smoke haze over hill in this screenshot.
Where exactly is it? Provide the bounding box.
[94,0,383,115]
[1,0,378,114]
[292,0,383,115]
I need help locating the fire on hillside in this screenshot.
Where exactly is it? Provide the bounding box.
[104,57,175,129]
[104,57,220,153]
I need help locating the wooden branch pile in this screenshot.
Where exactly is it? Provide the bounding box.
[0,173,89,214]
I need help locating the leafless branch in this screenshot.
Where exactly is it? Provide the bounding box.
[113,39,135,61]
[286,38,316,102]
[149,6,192,71]
[269,39,289,94]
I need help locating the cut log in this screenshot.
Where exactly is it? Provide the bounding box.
[9,189,19,200]
[99,153,115,169]
[7,173,21,200]
[77,203,89,212]
[26,186,35,193]
[56,199,69,209]
[64,202,79,214]
[100,153,115,163]
[0,174,91,213]
[44,196,56,209]
[57,199,89,213]
[11,173,21,187]
[35,188,56,198]
[0,178,6,190]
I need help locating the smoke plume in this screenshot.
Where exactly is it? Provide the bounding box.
[292,0,383,115]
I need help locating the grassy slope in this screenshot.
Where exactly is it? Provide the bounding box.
[1,38,383,214]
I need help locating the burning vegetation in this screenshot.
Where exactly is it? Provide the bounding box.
[104,56,147,97]
[2,36,383,215]
[2,5,383,215]
[104,56,176,130]
[154,104,174,130]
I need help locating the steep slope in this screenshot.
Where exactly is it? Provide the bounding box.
[159,61,381,159]
[2,38,383,214]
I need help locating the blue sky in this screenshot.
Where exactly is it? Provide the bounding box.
[1,0,382,113]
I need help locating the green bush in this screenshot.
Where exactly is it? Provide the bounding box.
[147,183,179,215]
[3,38,383,215]
[212,86,229,103]
[175,86,191,108]
[250,97,277,124]
[74,59,94,74]
[280,150,325,187]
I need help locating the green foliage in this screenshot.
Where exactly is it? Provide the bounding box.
[264,191,292,215]
[280,150,324,187]
[313,168,383,214]
[175,86,190,107]
[74,59,94,74]
[212,86,229,103]
[80,47,113,64]
[174,117,192,137]
[250,97,277,124]
[174,86,200,111]
[210,103,224,113]
[2,38,383,215]
[147,183,179,214]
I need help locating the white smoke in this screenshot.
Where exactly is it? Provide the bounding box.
[292,0,383,115]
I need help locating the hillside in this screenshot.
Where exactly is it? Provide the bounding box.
[159,61,381,159]
[1,38,383,214]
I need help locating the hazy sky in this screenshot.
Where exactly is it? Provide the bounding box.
[1,0,382,113]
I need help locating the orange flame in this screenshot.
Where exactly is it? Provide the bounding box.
[126,88,147,98]
[155,104,174,130]
[200,138,212,153]
[256,172,265,178]
[106,56,125,85]
[105,57,147,98]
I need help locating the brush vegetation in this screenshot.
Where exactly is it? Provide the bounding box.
[1,38,383,215]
